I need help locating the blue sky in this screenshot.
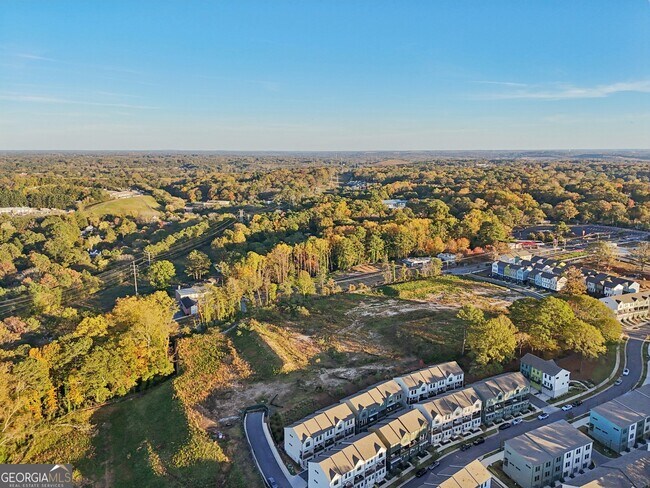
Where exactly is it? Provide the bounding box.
[1,1,649,150]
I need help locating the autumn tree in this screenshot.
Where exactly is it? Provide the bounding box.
[186,250,211,280]
[560,266,587,296]
[148,260,176,289]
[467,314,517,370]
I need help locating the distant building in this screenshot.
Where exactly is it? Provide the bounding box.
[369,409,430,472]
[382,199,408,209]
[175,284,210,316]
[414,386,482,446]
[394,361,464,404]
[561,448,650,487]
[585,272,640,297]
[402,257,432,268]
[473,372,530,424]
[588,384,650,453]
[600,291,650,320]
[284,403,356,467]
[520,353,570,398]
[503,420,593,488]
[436,460,492,488]
[343,380,405,431]
[437,252,457,264]
[308,432,387,488]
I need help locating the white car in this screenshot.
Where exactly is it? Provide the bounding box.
[537,413,550,420]
[561,404,573,412]
[622,368,630,376]
[615,378,623,386]
[511,418,523,425]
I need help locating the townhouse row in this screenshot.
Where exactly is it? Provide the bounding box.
[600,290,650,320]
[284,361,464,467]
[286,365,531,488]
[491,255,568,292]
[491,254,642,297]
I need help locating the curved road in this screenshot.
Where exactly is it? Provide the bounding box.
[404,321,649,487]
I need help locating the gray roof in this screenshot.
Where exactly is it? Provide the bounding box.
[505,420,592,466]
[473,372,529,402]
[591,384,650,429]
[565,449,650,487]
[521,353,566,377]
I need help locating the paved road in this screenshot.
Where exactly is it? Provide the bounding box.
[245,411,294,488]
[404,322,649,487]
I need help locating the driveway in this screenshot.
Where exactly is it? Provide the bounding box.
[245,411,295,488]
[403,329,647,488]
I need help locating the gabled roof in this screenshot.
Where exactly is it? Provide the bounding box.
[521,353,566,377]
[343,379,402,413]
[287,403,355,441]
[417,386,481,420]
[601,291,650,305]
[473,372,529,401]
[396,361,463,390]
[180,296,197,308]
[370,409,429,447]
[310,432,385,482]
[436,460,492,487]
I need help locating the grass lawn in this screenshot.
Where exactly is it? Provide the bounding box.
[557,343,618,385]
[379,275,522,310]
[85,196,162,219]
[76,383,215,487]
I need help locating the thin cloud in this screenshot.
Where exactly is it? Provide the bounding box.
[477,80,650,100]
[0,93,157,109]
[472,80,529,87]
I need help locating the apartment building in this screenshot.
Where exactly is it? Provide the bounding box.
[503,420,593,488]
[588,384,650,453]
[600,291,650,320]
[369,409,430,472]
[394,361,464,404]
[473,372,530,424]
[414,386,482,446]
[284,403,356,467]
[343,380,405,431]
[585,272,640,297]
[561,449,650,487]
[308,432,387,488]
[436,460,492,488]
[520,353,570,398]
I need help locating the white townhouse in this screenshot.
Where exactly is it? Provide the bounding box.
[504,420,593,488]
[285,403,356,467]
[600,291,650,320]
[520,353,570,398]
[414,386,482,446]
[308,432,387,488]
[394,361,464,404]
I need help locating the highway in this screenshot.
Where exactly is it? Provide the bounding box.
[403,321,649,487]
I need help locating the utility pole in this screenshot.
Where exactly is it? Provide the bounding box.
[132,260,138,295]
[146,251,151,265]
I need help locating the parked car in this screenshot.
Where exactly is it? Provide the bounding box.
[572,400,583,407]
[498,422,512,430]
[415,468,427,478]
[623,368,630,376]
[429,461,440,471]
[512,418,523,425]
[460,443,472,451]
[267,478,279,488]
[538,412,550,420]
[615,378,623,386]
[473,437,485,445]
[561,404,573,412]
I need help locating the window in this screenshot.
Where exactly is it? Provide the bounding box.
[565,462,570,468]
[534,475,540,482]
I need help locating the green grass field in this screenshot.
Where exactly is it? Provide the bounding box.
[85,195,162,219]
